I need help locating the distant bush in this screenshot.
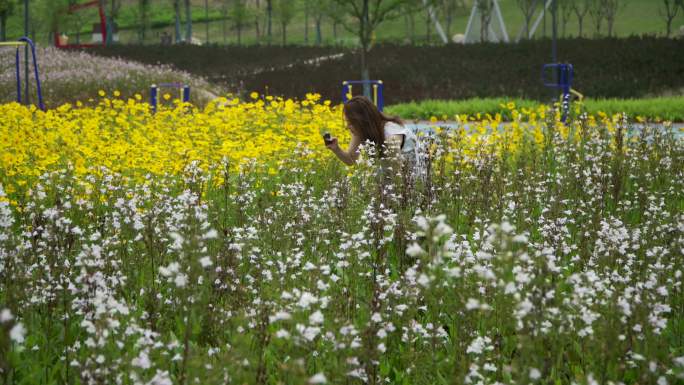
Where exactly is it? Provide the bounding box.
[90,37,684,104]
[386,96,684,122]
[0,47,219,108]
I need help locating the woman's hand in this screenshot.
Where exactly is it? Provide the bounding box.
[325,137,339,151]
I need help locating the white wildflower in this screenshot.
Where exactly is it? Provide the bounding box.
[309,310,324,325]
[174,274,188,288]
[308,373,327,384]
[0,309,13,323]
[199,257,213,268]
[9,323,26,344]
[529,368,541,380]
[406,243,425,257]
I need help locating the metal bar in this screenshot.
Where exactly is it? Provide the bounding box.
[20,37,45,110]
[528,0,553,39]
[68,1,100,12]
[15,48,21,103]
[24,0,29,105]
[422,0,448,44]
[98,0,108,46]
[464,3,477,43]
[377,81,384,112]
[493,0,509,42]
[0,42,28,46]
[183,86,190,103]
[342,80,384,110]
[151,85,158,113]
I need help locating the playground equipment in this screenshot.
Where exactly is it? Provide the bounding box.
[342,80,384,112]
[0,37,45,111]
[463,0,509,43]
[542,63,582,123]
[54,1,107,49]
[150,83,191,113]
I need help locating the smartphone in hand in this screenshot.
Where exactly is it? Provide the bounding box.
[323,132,333,145]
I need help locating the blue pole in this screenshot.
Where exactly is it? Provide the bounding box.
[15,48,21,103]
[20,37,45,111]
[151,85,158,113]
[377,81,384,112]
[183,85,190,103]
[342,82,349,103]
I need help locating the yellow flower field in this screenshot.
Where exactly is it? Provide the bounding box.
[0,91,640,196]
[0,93,348,182]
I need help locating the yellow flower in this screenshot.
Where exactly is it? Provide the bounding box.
[98,90,106,97]
[250,92,259,99]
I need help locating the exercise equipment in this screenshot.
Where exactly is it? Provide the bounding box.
[0,37,45,111]
[150,83,190,113]
[542,63,578,123]
[342,80,384,112]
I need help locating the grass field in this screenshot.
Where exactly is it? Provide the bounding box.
[3,0,684,46]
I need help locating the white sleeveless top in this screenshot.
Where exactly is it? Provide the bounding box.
[384,122,417,155]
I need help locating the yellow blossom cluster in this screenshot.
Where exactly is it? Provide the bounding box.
[1,92,641,198]
[0,93,348,185]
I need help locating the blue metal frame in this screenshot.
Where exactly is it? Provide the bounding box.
[150,83,191,113]
[542,63,573,123]
[342,80,384,111]
[5,37,45,111]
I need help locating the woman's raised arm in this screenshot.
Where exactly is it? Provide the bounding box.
[327,134,361,166]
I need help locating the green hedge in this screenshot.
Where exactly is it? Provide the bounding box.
[90,37,684,104]
[386,96,684,122]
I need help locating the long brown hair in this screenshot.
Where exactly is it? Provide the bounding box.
[343,96,403,155]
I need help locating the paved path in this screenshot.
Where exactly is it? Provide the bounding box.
[404,121,684,138]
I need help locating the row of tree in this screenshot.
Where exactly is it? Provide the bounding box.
[2,0,683,45]
[515,0,684,39]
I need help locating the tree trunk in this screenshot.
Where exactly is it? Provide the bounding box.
[174,0,182,42]
[0,12,6,41]
[184,0,192,42]
[333,21,338,40]
[607,19,613,37]
[304,1,309,44]
[409,12,415,43]
[238,25,242,45]
[578,15,584,37]
[282,22,286,46]
[223,16,227,43]
[361,0,371,98]
[205,0,209,44]
[425,7,430,43]
[360,46,370,90]
[267,0,273,44]
[315,17,322,45]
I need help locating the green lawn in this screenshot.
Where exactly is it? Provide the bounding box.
[386,96,684,122]
[3,0,683,46]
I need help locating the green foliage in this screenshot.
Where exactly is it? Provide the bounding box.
[90,37,684,104]
[386,96,684,121]
[0,0,15,14]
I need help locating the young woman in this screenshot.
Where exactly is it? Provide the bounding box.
[325,96,417,166]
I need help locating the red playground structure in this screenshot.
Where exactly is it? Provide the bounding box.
[54,1,107,49]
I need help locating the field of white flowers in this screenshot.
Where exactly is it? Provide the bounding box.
[0,110,682,385]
